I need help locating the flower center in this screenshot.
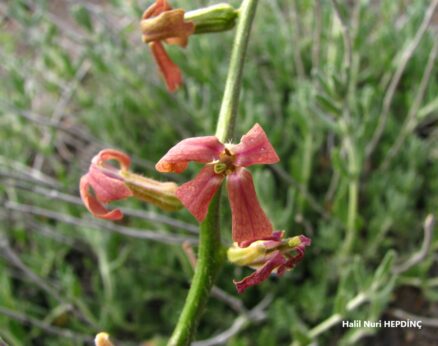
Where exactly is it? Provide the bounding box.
[213,147,236,175]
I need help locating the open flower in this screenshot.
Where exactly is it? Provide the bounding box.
[227,231,311,293]
[156,123,280,243]
[80,149,182,220]
[140,0,195,92]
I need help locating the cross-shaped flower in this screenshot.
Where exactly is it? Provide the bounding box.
[156,123,279,243]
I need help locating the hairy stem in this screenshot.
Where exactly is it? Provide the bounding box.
[168,1,259,345]
[216,0,259,142]
[168,193,223,346]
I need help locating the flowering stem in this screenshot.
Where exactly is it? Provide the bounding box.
[168,1,259,345]
[216,0,259,142]
[168,191,223,346]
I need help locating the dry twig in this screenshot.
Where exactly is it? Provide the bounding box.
[0,305,93,344]
[3,178,198,234]
[192,295,273,346]
[0,235,96,327]
[393,215,435,274]
[4,201,197,245]
[389,308,438,328]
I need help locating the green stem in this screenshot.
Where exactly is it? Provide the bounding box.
[296,132,313,215]
[343,178,358,256]
[216,0,259,142]
[339,121,359,258]
[167,1,259,345]
[168,193,223,346]
[290,292,369,346]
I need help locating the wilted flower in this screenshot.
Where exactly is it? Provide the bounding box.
[228,231,311,293]
[80,149,182,220]
[156,123,279,243]
[140,0,195,92]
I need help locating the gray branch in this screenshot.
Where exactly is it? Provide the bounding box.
[4,201,197,245]
[393,214,435,274]
[192,295,273,346]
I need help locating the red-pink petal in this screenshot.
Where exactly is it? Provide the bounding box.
[239,230,284,248]
[232,123,280,167]
[88,166,133,204]
[149,41,182,92]
[156,136,224,173]
[278,237,311,275]
[298,235,312,248]
[94,149,131,171]
[227,168,273,243]
[176,166,224,222]
[80,175,124,220]
[233,251,286,294]
[141,10,194,47]
[142,0,172,19]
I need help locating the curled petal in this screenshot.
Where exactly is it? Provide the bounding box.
[298,235,312,248]
[142,0,172,19]
[278,236,311,275]
[149,41,182,92]
[141,10,194,46]
[176,166,223,222]
[80,175,124,220]
[92,149,131,171]
[156,136,224,173]
[229,232,311,293]
[233,251,286,294]
[232,123,280,167]
[227,168,273,243]
[88,166,133,204]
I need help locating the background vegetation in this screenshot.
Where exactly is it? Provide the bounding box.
[1,0,437,345]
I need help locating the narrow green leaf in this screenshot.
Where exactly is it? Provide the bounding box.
[316,94,342,116]
[372,250,396,286]
[72,5,93,32]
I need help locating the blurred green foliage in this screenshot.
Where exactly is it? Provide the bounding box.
[0,0,437,345]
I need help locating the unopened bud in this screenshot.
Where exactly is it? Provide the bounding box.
[184,3,238,34]
[95,332,114,346]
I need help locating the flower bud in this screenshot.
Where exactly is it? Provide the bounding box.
[184,3,238,34]
[95,332,114,346]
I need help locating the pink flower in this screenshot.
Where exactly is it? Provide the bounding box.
[141,0,195,92]
[227,231,311,293]
[80,149,182,220]
[80,149,133,220]
[155,123,280,243]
